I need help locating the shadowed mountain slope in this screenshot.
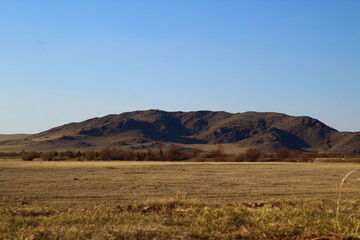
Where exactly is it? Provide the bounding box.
[1,110,359,153]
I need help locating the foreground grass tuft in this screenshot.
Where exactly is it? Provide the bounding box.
[1,200,359,240]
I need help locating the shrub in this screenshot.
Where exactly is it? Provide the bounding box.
[0,152,20,158]
[99,148,113,160]
[64,151,76,158]
[234,153,246,162]
[123,150,134,160]
[145,149,155,161]
[208,145,226,161]
[166,145,182,161]
[40,151,56,161]
[297,152,316,162]
[244,148,262,162]
[21,150,38,161]
[133,151,146,161]
[276,147,291,159]
[84,151,96,160]
[111,149,125,160]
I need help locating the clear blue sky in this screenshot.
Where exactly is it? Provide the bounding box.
[1,0,359,133]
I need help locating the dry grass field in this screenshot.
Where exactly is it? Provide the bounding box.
[1,159,359,239]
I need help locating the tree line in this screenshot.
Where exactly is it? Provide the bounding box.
[0,145,356,162]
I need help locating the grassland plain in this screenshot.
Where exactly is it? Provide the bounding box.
[0,159,359,239]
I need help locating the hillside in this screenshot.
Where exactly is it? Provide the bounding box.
[0,134,30,141]
[0,110,359,153]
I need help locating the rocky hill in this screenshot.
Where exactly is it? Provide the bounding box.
[1,110,359,153]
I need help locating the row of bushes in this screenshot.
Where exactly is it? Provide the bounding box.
[17,146,360,162]
[232,147,319,162]
[0,152,21,158]
[19,145,193,161]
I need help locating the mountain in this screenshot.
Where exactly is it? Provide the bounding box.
[1,110,359,153]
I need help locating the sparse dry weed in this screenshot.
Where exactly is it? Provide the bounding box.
[0,200,359,239]
[335,169,360,239]
[1,159,360,239]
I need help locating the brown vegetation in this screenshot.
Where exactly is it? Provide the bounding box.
[0,160,359,239]
[20,150,39,161]
[208,145,226,161]
[8,147,360,162]
[244,147,262,161]
[0,151,20,158]
[1,200,359,240]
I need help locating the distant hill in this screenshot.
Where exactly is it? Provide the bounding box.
[0,134,30,141]
[1,110,359,153]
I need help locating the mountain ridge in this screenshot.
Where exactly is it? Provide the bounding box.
[1,110,359,153]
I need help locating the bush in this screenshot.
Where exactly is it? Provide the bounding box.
[133,151,146,161]
[0,152,20,158]
[244,148,262,162]
[99,148,113,160]
[63,151,76,158]
[40,151,56,161]
[21,150,38,161]
[276,147,291,159]
[166,145,182,161]
[207,146,226,161]
[212,145,226,161]
[234,153,246,162]
[145,149,155,161]
[111,149,125,160]
[84,151,97,160]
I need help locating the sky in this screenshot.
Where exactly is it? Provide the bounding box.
[1,0,359,134]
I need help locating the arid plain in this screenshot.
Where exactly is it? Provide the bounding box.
[1,159,359,206]
[1,158,359,239]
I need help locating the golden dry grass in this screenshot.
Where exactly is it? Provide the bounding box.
[1,200,359,240]
[0,159,359,239]
[1,159,359,206]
